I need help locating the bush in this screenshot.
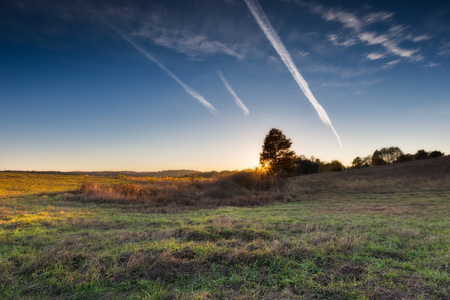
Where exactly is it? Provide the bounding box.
[429,150,444,158]
[414,149,429,160]
[318,160,345,173]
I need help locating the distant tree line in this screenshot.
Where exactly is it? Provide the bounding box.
[352,147,445,168]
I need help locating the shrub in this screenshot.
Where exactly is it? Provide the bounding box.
[429,150,444,158]
[414,149,429,160]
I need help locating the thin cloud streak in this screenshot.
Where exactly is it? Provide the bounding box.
[243,0,342,147]
[217,70,249,116]
[111,27,217,114]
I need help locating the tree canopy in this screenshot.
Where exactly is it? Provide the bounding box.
[260,128,296,174]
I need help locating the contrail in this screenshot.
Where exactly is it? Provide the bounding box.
[112,29,217,114]
[243,0,343,147]
[217,70,249,116]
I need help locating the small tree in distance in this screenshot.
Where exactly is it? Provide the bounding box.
[260,128,296,174]
[429,150,444,158]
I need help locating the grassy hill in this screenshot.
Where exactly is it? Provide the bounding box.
[0,157,449,299]
[290,155,450,195]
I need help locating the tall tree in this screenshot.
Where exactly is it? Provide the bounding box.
[260,128,296,173]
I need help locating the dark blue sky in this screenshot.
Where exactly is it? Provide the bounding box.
[1,0,449,171]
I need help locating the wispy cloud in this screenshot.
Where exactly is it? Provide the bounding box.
[328,34,357,47]
[296,0,427,62]
[101,3,245,61]
[297,50,309,56]
[424,62,439,68]
[133,25,244,60]
[322,79,381,88]
[438,41,450,57]
[243,0,342,147]
[382,59,401,69]
[363,12,395,25]
[410,34,431,42]
[359,31,420,60]
[109,26,217,114]
[387,60,401,65]
[303,63,373,78]
[367,52,385,60]
[217,70,249,116]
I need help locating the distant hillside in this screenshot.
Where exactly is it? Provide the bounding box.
[0,170,198,178]
[290,155,450,194]
[344,155,450,178]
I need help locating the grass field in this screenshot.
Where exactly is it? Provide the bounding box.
[1,158,449,299]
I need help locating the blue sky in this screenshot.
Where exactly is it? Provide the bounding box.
[1,0,449,171]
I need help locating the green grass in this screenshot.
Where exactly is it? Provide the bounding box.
[0,159,449,299]
[0,172,124,197]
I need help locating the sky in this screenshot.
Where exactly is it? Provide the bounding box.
[1,0,449,172]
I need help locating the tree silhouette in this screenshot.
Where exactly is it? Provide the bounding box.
[414,149,429,160]
[351,156,371,168]
[379,147,403,164]
[429,150,444,158]
[260,128,296,174]
[397,153,413,163]
[371,150,386,166]
[294,155,320,175]
[318,160,345,173]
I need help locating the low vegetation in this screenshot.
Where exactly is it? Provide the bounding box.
[1,157,449,298]
[68,169,286,211]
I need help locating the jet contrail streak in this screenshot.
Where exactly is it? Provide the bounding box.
[217,70,249,116]
[243,0,342,147]
[113,30,217,115]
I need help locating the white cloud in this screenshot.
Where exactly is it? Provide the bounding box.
[367,52,385,60]
[358,32,388,45]
[328,34,357,47]
[382,59,401,68]
[387,60,401,65]
[410,34,431,42]
[363,12,394,25]
[323,9,362,30]
[424,62,439,68]
[358,32,421,60]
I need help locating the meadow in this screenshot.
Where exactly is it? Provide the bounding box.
[0,157,449,299]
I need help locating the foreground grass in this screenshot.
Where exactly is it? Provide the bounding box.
[1,160,449,299]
